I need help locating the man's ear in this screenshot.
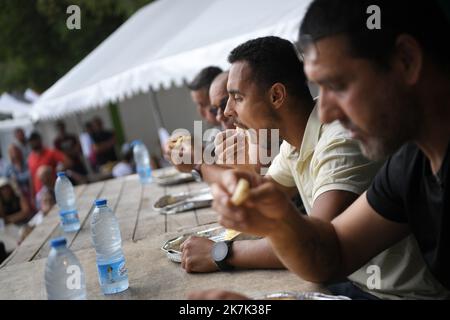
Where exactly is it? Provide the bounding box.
[393,34,423,86]
[269,83,287,110]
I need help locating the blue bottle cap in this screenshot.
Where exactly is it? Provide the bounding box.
[50,237,67,248]
[95,199,107,206]
[56,171,66,177]
[131,140,141,147]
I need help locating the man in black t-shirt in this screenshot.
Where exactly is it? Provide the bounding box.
[53,121,87,177]
[189,0,450,299]
[91,117,118,168]
[366,143,449,288]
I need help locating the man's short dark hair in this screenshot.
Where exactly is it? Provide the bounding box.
[228,36,311,101]
[187,66,223,91]
[28,131,41,142]
[300,0,450,72]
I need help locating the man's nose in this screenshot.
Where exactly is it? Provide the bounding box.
[224,98,235,118]
[317,89,346,124]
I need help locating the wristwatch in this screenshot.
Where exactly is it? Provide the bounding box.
[211,240,234,271]
[191,164,203,182]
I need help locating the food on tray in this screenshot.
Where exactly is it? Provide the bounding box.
[152,167,179,179]
[162,226,262,263]
[151,167,195,186]
[254,291,351,300]
[224,229,241,240]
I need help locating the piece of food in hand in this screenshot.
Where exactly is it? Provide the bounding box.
[169,135,190,149]
[231,178,250,206]
[168,136,181,148]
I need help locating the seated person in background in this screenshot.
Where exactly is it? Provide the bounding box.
[208,71,235,131]
[13,127,30,160]
[163,67,224,168]
[36,164,86,196]
[91,117,118,173]
[0,177,32,226]
[19,189,55,243]
[166,70,273,181]
[27,131,71,199]
[187,66,223,129]
[53,120,88,179]
[34,165,55,211]
[181,36,448,300]
[112,143,135,178]
[5,144,31,201]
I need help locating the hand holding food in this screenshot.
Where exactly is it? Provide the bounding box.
[230,178,250,206]
[166,134,195,172]
[211,170,297,238]
[169,135,191,149]
[214,129,249,167]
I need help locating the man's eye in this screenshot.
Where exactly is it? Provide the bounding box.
[209,107,218,116]
[234,95,243,101]
[328,83,345,91]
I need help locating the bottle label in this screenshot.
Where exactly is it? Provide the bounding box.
[97,257,128,286]
[137,166,151,178]
[137,167,152,183]
[60,210,80,225]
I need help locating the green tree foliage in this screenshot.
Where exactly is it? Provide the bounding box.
[0,0,152,94]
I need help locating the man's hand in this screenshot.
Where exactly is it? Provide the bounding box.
[188,289,249,300]
[211,170,298,238]
[214,129,248,166]
[166,135,195,173]
[180,236,219,273]
[214,129,262,173]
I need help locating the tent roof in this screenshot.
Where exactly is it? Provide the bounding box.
[0,93,32,118]
[31,0,311,121]
[0,117,33,131]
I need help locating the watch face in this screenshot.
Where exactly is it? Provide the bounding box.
[212,241,228,262]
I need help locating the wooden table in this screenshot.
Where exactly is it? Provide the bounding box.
[0,170,326,299]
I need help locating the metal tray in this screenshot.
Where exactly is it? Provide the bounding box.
[253,291,351,300]
[153,188,213,215]
[152,167,195,186]
[161,226,256,263]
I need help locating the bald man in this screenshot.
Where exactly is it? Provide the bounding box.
[166,70,266,178]
[209,72,235,130]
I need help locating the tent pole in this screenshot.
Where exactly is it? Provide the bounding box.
[149,87,165,129]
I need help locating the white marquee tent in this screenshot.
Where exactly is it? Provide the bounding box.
[0,93,32,119]
[31,0,312,121]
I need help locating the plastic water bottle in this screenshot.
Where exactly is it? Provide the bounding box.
[90,199,129,294]
[55,172,80,232]
[45,237,86,300]
[132,140,152,184]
